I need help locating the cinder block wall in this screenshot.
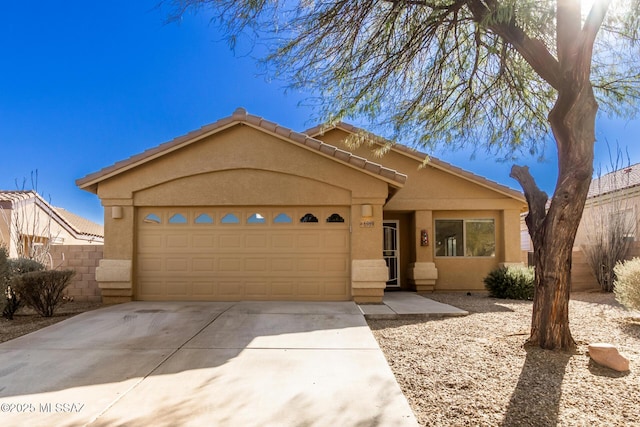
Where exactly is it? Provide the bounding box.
[49,245,103,302]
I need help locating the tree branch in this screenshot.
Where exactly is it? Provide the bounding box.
[467,1,562,90]
[510,165,548,245]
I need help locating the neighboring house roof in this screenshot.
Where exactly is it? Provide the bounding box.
[587,162,640,198]
[305,122,526,203]
[53,207,104,239]
[0,190,104,242]
[76,108,407,193]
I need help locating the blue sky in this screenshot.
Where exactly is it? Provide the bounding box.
[2,1,639,225]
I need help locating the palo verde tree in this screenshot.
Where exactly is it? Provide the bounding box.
[167,0,640,350]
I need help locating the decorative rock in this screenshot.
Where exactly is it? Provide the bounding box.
[588,343,630,372]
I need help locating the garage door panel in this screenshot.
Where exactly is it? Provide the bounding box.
[245,257,267,271]
[193,281,215,296]
[271,234,295,249]
[139,257,163,273]
[298,257,320,272]
[166,258,189,272]
[324,258,349,273]
[166,281,189,296]
[166,234,189,249]
[272,282,295,296]
[192,258,215,272]
[271,258,294,272]
[325,280,350,296]
[245,281,268,297]
[136,207,350,301]
[219,234,242,249]
[217,257,242,272]
[245,233,268,249]
[193,234,215,248]
[218,281,243,297]
[298,281,321,296]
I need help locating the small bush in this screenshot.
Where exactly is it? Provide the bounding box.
[1,247,20,319]
[9,258,45,275]
[11,270,75,317]
[484,265,535,300]
[3,285,21,320]
[0,246,9,285]
[613,258,640,311]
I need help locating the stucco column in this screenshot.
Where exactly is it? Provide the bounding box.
[351,201,388,303]
[408,210,438,292]
[96,201,134,303]
[499,209,524,268]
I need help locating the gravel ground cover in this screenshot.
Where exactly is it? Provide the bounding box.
[368,292,640,427]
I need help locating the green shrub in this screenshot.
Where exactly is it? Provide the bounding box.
[1,256,46,319]
[11,270,75,317]
[8,257,45,275]
[0,246,9,285]
[484,265,535,300]
[1,246,21,320]
[613,258,640,311]
[3,285,21,320]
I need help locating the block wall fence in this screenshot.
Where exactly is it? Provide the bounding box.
[49,245,103,302]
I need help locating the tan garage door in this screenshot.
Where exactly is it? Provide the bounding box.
[136,207,350,301]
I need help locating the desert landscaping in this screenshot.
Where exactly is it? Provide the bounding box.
[369,292,639,426]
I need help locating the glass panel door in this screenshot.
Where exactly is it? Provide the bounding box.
[383,220,400,287]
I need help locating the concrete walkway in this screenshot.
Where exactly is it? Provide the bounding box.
[359,292,469,319]
[0,301,419,426]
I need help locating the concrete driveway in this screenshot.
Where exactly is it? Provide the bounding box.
[0,301,418,426]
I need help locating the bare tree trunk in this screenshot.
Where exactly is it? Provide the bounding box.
[512,85,597,350]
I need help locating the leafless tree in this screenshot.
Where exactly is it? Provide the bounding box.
[581,146,636,292]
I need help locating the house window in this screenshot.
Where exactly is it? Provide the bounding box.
[435,219,495,257]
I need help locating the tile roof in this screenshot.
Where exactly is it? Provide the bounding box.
[305,122,526,203]
[0,190,104,240]
[77,108,407,192]
[587,163,640,198]
[53,207,104,239]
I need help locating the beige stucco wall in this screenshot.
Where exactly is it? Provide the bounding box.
[315,128,526,291]
[93,124,393,302]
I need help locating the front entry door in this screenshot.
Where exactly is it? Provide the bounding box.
[383,220,400,287]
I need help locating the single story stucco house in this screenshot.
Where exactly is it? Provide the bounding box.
[77,108,527,304]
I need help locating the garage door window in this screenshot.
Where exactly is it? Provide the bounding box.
[300,213,318,223]
[247,213,266,224]
[169,214,187,224]
[143,213,161,224]
[326,213,345,223]
[195,214,214,224]
[273,213,292,224]
[221,213,240,224]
